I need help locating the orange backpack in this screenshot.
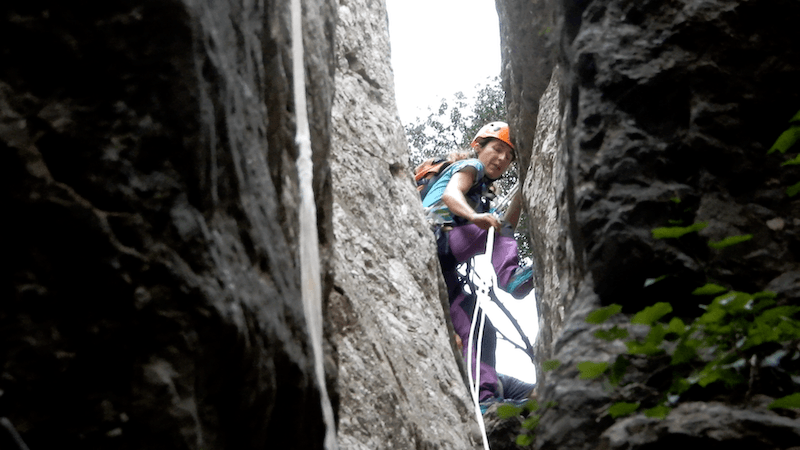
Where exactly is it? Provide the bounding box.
[414,157,451,200]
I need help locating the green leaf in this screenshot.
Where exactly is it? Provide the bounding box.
[698,306,726,325]
[768,393,800,410]
[644,405,671,419]
[752,290,778,300]
[594,326,630,341]
[523,399,540,412]
[651,222,707,239]
[577,361,609,379]
[666,317,687,336]
[692,283,728,296]
[713,291,753,313]
[626,340,664,356]
[768,126,800,154]
[787,181,800,197]
[543,359,562,372]
[695,364,744,388]
[792,109,800,122]
[708,234,753,249]
[609,402,640,418]
[670,197,682,204]
[646,323,668,347]
[781,154,800,166]
[586,304,622,324]
[497,403,523,418]
[671,340,699,365]
[516,434,535,446]
[522,415,540,430]
[671,376,691,394]
[632,302,673,326]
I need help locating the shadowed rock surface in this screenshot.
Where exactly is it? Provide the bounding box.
[500,0,800,448]
[3,0,338,448]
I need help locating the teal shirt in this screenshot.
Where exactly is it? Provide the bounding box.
[422,159,486,224]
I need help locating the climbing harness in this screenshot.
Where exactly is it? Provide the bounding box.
[461,182,536,450]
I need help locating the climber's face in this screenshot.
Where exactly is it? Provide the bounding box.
[477,139,514,179]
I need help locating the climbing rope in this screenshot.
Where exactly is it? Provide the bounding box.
[466,227,498,450]
[291,1,338,448]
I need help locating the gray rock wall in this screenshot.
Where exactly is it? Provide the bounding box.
[329,1,479,448]
[500,0,800,448]
[3,1,337,448]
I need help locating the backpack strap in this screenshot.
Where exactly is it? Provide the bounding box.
[415,158,452,200]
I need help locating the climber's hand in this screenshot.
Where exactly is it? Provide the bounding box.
[471,213,501,232]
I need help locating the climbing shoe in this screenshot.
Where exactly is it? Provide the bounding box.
[505,265,533,295]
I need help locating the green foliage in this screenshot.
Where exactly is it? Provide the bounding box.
[644,405,671,419]
[768,126,800,154]
[767,109,800,197]
[498,399,552,448]
[586,304,622,324]
[594,326,629,341]
[768,393,800,410]
[787,182,800,197]
[609,402,639,418]
[692,283,729,295]
[543,359,562,371]
[767,108,800,154]
[708,234,753,249]
[578,361,609,379]
[516,434,535,447]
[781,154,800,166]
[497,403,524,419]
[581,285,800,420]
[631,302,673,326]
[651,222,708,239]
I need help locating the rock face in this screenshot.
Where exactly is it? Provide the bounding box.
[3,1,338,448]
[499,0,800,449]
[4,0,481,449]
[328,1,479,448]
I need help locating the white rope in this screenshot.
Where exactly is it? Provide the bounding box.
[291,1,337,448]
[465,228,496,450]
[491,181,519,221]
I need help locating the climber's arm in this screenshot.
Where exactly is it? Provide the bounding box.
[443,169,501,232]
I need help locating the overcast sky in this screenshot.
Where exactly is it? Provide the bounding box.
[385,0,537,384]
[385,0,503,125]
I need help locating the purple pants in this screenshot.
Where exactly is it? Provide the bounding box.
[440,224,532,401]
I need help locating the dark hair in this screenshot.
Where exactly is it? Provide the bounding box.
[476,137,516,162]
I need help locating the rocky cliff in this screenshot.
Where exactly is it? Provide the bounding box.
[5,0,800,449]
[3,0,482,449]
[499,0,800,448]
[328,0,478,448]
[3,1,340,448]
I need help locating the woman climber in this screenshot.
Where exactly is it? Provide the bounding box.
[420,121,533,407]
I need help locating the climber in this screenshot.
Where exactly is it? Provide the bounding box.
[420,121,533,408]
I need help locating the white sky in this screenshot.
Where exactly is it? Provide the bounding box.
[385,0,503,125]
[385,0,539,384]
